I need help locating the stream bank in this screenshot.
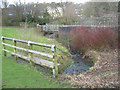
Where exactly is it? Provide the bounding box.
[64,50,93,75]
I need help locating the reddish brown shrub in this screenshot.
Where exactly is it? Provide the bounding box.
[69,26,118,53]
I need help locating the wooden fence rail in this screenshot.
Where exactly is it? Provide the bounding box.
[37,24,118,32]
[1,36,60,78]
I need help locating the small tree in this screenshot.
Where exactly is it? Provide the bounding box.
[26,13,34,23]
[37,9,50,25]
[62,2,76,25]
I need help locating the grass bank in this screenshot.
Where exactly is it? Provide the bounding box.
[1,27,73,88]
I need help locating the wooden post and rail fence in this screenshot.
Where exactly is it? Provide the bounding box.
[36,24,118,32]
[1,36,60,78]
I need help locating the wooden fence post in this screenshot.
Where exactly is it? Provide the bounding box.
[28,41,34,66]
[2,37,6,56]
[13,39,17,60]
[52,45,58,78]
[2,37,59,77]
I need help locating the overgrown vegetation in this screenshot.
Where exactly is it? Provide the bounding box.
[60,49,118,88]
[57,26,119,88]
[69,26,118,53]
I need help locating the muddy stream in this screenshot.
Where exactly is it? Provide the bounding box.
[64,51,92,75]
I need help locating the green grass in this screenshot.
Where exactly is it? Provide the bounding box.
[2,27,73,72]
[2,53,68,88]
[2,56,62,88]
[1,27,73,88]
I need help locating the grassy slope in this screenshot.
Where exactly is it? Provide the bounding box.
[2,56,61,88]
[1,27,72,88]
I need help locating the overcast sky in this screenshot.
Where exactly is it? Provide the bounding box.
[6,0,91,4]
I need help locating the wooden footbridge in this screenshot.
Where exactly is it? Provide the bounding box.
[1,36,60,78]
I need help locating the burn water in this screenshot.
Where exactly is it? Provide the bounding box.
[64,51,93,75]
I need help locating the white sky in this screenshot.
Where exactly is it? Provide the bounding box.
[6,0,91,4]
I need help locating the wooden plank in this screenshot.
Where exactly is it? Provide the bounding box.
[3,49,28,60]
[33,57,60,68]
[2,49,60,68]
[29,50,54,58]
[2,37,28,43]
[2,43,54,58]
[33,57,54,68]
[39,24,118,31]
[30,42,53,48]
[52,46,58,78]
[2,38,6,56]
[13,40,17,60]
[2,36,54,48]
[28,43,34,66]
